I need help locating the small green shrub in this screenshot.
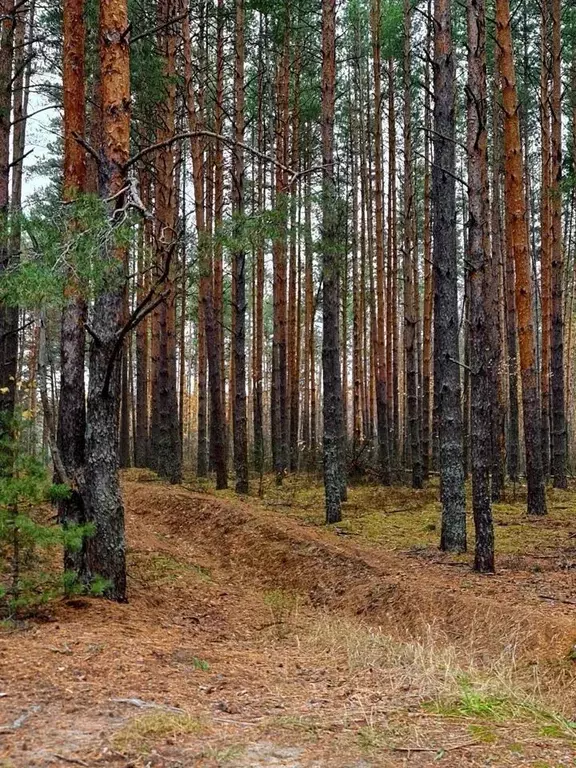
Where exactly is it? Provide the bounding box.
[0,418,95,617]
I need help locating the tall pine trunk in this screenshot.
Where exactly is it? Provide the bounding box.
[321,0,343,523]
[496,0,547,515]
[540,0,551,479]
[433,0,466,552]
[271,11,290,484]
[232,0,248,494]
[549,0,567,488]
[0,0,17,420]
[467,0,494,572]
[402,0,422,488]
[59,0,87,573]
[371,0,391,485]
[153,0,181,485]
[82,0,130,601]
[488,86,506,501]
[422,0,433,481]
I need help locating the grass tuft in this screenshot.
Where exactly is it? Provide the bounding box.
[306,616,576,742]
[200,744,245,763]
[129,551,211,585]
[113,711,202,755]
[263,588,300,637]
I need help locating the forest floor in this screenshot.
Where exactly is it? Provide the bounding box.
[2,473,576,767]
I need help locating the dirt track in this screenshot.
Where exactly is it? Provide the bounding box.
[1,480,575,767]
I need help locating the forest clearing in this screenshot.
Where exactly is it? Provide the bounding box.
[2,475,576,767]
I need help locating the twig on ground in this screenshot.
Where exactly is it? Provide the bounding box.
[391,740,479,753]
[52,755,90,767]
[538,594,576,606]
[110,697,185,713]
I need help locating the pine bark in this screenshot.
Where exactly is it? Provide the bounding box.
[252,19,265,478]
[402,0,422,489]
[388,62,400,469]
[134,171,150,468]
[467,0,494,572]
[496,0,547,514]
[422,0,433,481]
[0,0,17,419]
[153,0,181,485]
[59,0,87,573]
[232,0,248,494]
[288,57,301,474]
[488,84,506,501]
[213,0,226,466]
[540,0,551,479]
[549,0,567,488]
[82,0,130,601]
[321,0,343,523]
[182,10,207,477]
[371,0,391,485]
[433,0,467,552]
[271,14,290,484]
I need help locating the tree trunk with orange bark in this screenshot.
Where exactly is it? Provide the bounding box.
[59,0,87,573]
[496,0,547,515]
[82,0,130,601]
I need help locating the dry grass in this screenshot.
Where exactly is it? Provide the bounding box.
[113,711,203,755]
[199,744,246,763]
[262,588,301,638]
[129,550,212,585]
[304,615,576,740]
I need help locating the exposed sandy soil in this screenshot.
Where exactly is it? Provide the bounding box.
[1,478,576,767]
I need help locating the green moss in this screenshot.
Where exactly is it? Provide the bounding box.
[248,475,576,558]
[183,471,576,559]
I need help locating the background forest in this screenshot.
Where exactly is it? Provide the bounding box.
[0,0,574,599]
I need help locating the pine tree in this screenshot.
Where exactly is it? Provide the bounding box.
[433,0,467,552]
